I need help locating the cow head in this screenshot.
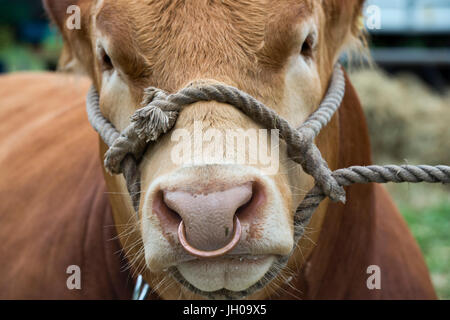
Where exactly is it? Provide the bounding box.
[44,0,365,299]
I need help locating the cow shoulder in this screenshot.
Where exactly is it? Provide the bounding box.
[0,72,132,299]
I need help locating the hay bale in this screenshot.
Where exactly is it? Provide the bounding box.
[349,68,450,165]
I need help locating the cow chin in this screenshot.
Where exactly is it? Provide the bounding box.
[177,255,276,293]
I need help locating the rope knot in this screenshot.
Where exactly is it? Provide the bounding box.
[131,106,178,142]
[130,88,178,142]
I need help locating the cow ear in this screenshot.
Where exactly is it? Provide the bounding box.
[43,0,94,73]
[43,0,78,31]
[322,0,366,57]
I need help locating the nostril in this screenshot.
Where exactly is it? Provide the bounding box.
[235,181,265,224]
[153,191,182,235]
[157,181,263,253]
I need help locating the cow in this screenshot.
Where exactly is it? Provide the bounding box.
[0,0,436,299]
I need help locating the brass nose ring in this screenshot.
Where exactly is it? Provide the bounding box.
[177,216,241,259]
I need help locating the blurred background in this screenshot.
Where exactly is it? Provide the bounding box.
[0,0,62,72]
[348,0,450,299]
[0,0,448,298]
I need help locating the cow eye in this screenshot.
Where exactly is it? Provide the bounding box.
[300,35,314,58]
[99,48,114,71]
[300,32,316,59]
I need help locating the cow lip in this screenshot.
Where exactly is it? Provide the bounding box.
[182,253,271,263]
[171,252,280,265]
[167,254,285,299]
[175,254,275,293]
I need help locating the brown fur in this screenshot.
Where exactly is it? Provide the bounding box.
[0,0,436,299]
[0,73,132,299]
[0,72,435,299]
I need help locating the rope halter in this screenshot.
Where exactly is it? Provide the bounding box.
[87,64,348,209]
[86,63,449,299]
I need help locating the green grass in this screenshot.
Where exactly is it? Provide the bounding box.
[399,200,450,299]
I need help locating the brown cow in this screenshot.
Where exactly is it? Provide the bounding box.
[0,0,436,299]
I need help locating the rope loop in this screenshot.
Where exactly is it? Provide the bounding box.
[86,63,450,300]
[86,62,450,240]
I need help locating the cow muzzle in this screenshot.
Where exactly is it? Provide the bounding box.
[154,181,264,258]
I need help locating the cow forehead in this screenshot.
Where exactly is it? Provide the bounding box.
[95,0,317,90]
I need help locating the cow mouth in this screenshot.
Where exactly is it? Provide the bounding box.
[167,254,290,300]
